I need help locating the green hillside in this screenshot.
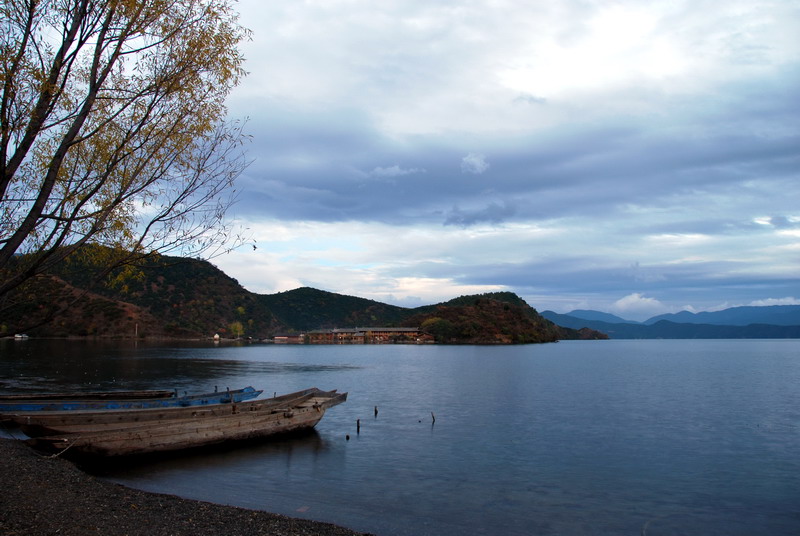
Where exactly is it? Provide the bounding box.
[3,250,599,343]
[3,253,284,338]
[258,287,409,331]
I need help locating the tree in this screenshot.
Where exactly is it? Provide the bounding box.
[228,320,242,338]
[0,0,250,334]
[420,316,456,342]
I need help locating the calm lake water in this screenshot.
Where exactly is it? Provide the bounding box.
[2,339,799,535]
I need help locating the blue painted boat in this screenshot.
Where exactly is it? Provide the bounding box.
[0,386,262,412]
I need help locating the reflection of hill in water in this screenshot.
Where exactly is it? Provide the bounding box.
[0,339,364,396]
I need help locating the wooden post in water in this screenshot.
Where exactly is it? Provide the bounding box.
[357,419,361,434]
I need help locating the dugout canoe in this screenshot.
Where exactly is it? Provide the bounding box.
[0,386,262,413]
[25,388,347,457]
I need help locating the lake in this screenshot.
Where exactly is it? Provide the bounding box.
[2,339,799,535]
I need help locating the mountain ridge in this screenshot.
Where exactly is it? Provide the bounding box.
[3,254,601,343]
[6,249,796,341]
[542,307,800,339]
[644,305,800,326]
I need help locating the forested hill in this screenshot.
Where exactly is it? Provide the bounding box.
[4,253,602,343]
[5,253,283,338]
[258,287,409,331]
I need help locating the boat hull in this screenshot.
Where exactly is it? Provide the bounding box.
[13,388,320,437]
[25,389,347,457]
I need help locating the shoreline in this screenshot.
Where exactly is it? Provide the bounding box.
[0,438,372,536]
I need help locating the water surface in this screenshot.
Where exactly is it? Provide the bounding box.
[2,339,799,535]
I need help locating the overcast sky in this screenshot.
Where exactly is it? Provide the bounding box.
[213,0,800,321]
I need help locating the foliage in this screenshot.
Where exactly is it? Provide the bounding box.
[0,0,250,334]
[258,287,409,332]
[3,248,283,337]
[420,317,456,341]
[404,297,563,344]
[228,321,243,338]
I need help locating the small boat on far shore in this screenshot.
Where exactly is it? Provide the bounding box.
[0,386,262,413]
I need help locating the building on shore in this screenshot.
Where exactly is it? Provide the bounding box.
[272,333,306,344]
[306,327,432,344]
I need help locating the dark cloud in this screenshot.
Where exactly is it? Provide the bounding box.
[230,71,799,231]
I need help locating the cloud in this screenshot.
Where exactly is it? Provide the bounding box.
[609,293,671,320]
[766,216,800,229]
[461,153,490,174]
[748,297,800,307]
[513,94,547,105]
[444,202,516,227]
[369,165,426,178]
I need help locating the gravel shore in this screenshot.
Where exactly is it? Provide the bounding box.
[0,439,372,536]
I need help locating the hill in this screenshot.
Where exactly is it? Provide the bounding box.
[402,293,606,344]
[3,252,596,343]
[258,287,409,331]
[2,253,284,338]
[7,249,798,341]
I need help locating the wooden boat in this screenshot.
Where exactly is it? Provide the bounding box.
[11,387,321,437]
[23,388,347,457]
[0,386,262,412]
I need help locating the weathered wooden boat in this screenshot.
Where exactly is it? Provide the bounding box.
[23,387,347,457]
[11,387,321,437]
[0,386,262,412]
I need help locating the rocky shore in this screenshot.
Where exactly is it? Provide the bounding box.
[0,439,371,536]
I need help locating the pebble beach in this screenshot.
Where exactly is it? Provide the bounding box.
[0,439,371,536]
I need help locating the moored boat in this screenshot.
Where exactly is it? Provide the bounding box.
[0,386,262,412]
[23,387,347,457]
[11,387,321,437]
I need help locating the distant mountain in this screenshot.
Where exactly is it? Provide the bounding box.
[541,308,800,339]
[566,310,640,324]
[541,311,600,330]
[645,306,800,326]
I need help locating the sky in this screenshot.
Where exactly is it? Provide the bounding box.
[213,0,800,321]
